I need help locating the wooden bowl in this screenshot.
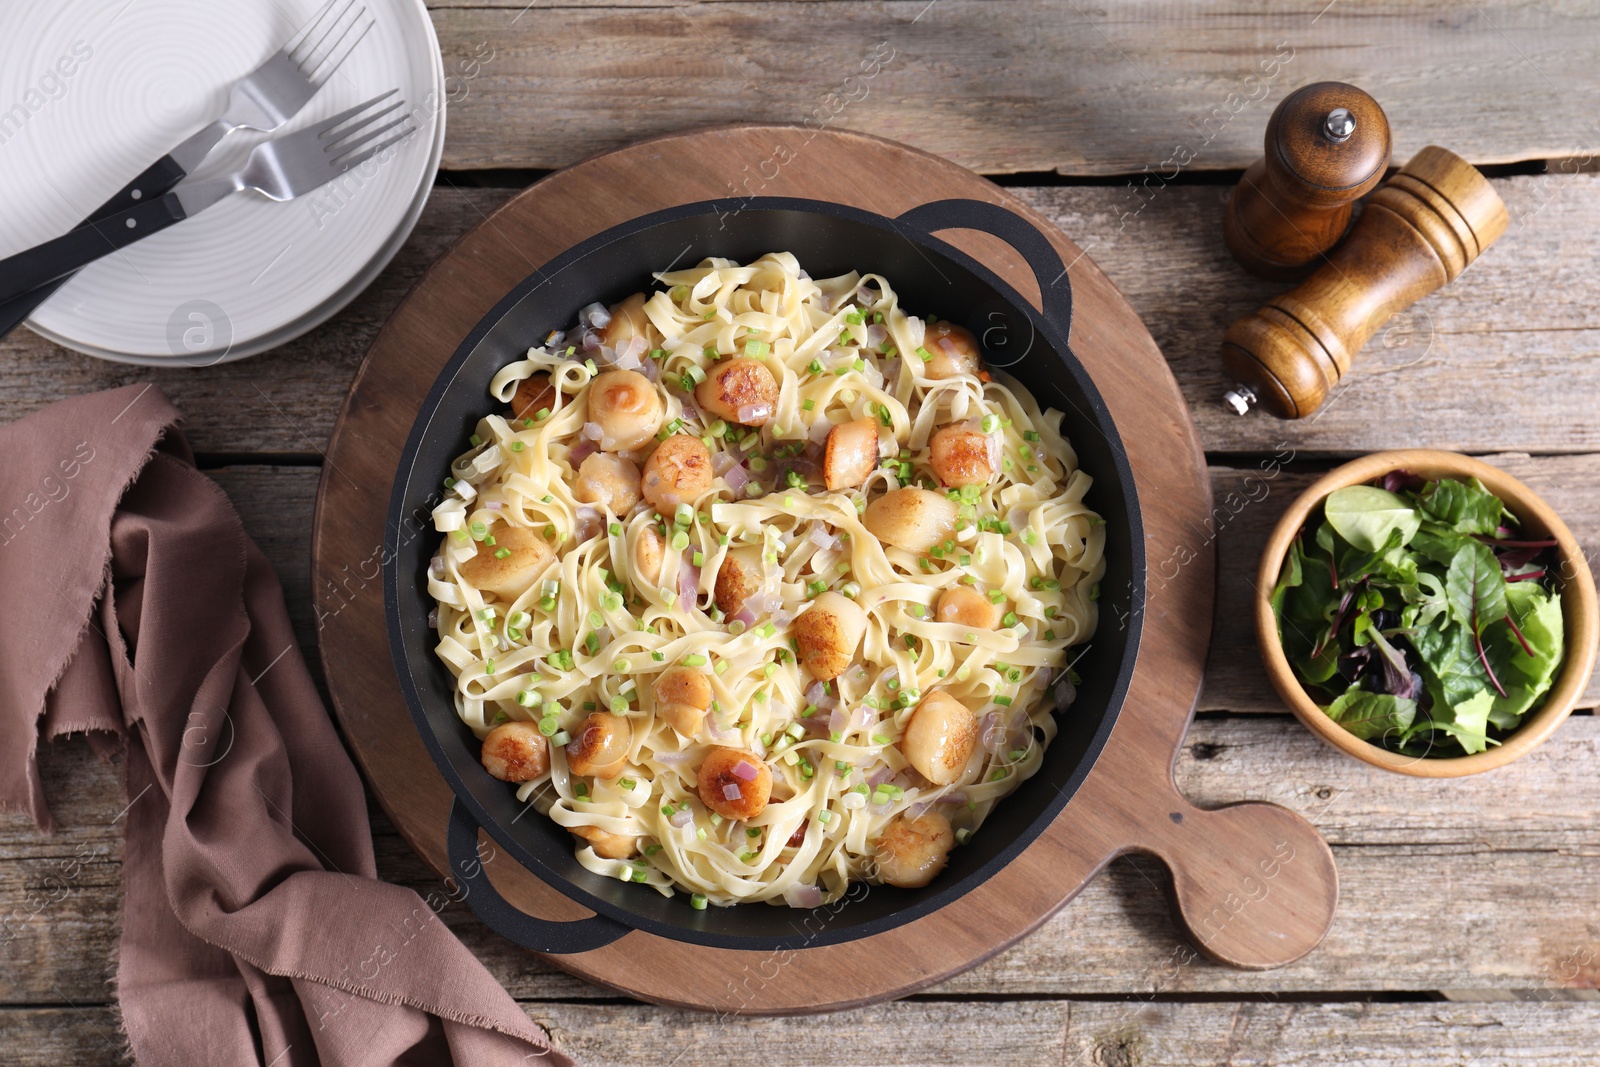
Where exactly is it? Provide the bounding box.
[1256,449,1598,777]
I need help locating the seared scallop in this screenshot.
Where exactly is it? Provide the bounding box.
[458,520,555,600]
[793,591,868,681]
[588,369,663,450]
[935,585,999,630]
[598,292,653,354]
[566,712,632,779]
[823,417,879,491]
[713,546,763,617]
[632,526,666,587]
[929,422,998,487]
[862,487,958,553]
[510,372,557,423]
[921,322,985,381]
[653,666,712,738]
[480,722,550,783]
[697,747,773,820]
[872,810,955,888]
[695,357,779,426]
[574,452,643,515]
[571,825,638,859]
[641,434,713,513]
[901,691,978,786]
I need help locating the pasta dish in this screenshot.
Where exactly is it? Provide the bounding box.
[426,253,1103,909]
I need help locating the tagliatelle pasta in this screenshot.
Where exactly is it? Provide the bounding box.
[426,252,1104,909]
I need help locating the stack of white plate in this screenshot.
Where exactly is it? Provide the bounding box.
[0,0,444,365]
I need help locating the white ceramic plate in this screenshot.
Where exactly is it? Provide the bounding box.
[0,0,443,365]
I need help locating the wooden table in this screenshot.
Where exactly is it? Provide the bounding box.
[4,3,1599,1063]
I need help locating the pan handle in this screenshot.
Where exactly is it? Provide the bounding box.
[448,798,630,954]
[893,199,1074,335]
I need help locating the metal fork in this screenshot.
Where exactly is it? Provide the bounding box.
[0,0,372,335]
[154,0,375,184]
[0,93,415,304]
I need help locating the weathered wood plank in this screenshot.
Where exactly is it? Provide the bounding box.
[422,1,1600,175]
[1007,177,1600,456]
[532,1000,1600,1067]
[5,173,1596,456]
[9,718,1599,1004]
[10,999,1600,1067]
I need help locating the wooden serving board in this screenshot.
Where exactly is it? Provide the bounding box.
[311,124,1339,1013]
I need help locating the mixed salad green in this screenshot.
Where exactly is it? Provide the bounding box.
[1273,472,1565,757]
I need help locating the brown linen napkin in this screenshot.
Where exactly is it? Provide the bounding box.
[0,385,571,1067]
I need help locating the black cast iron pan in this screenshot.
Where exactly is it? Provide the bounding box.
[384,197,1144,953]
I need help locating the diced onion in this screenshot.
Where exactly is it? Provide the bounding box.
[678,563,701,613]
[429,556,445,577]
[828,705,858,735]
[868,766,894,787]
[722,782,744,801]
[937,791,969,806]
[783,884,823,909]
[735,403,772,423]
[731,760,759,782]
[725,464,750,492]
[579,301,611,329]
[980,712,1007,755]
[581,421,604,441]
[668,807,694,828]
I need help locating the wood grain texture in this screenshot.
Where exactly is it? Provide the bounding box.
[420,1,1600,175]
[6,171,1598,456]
[11,981,1600,1067]
[9,717,1600,1007]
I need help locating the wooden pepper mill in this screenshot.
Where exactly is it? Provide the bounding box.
[1220,145,1508,419]
[1224,82,1391,278]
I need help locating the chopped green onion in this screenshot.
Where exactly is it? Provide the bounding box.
[690,893,708,910]
[682,654,708,667]
[670,530,690,551]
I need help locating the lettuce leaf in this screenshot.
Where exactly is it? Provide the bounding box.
[1322,689,1417,741]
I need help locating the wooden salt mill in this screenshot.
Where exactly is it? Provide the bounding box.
[1224,82,1391,279]
[1220,146,1508,419]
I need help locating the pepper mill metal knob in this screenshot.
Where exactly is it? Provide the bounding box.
[1220,145,1509,419]
[1223,82,1392,279]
